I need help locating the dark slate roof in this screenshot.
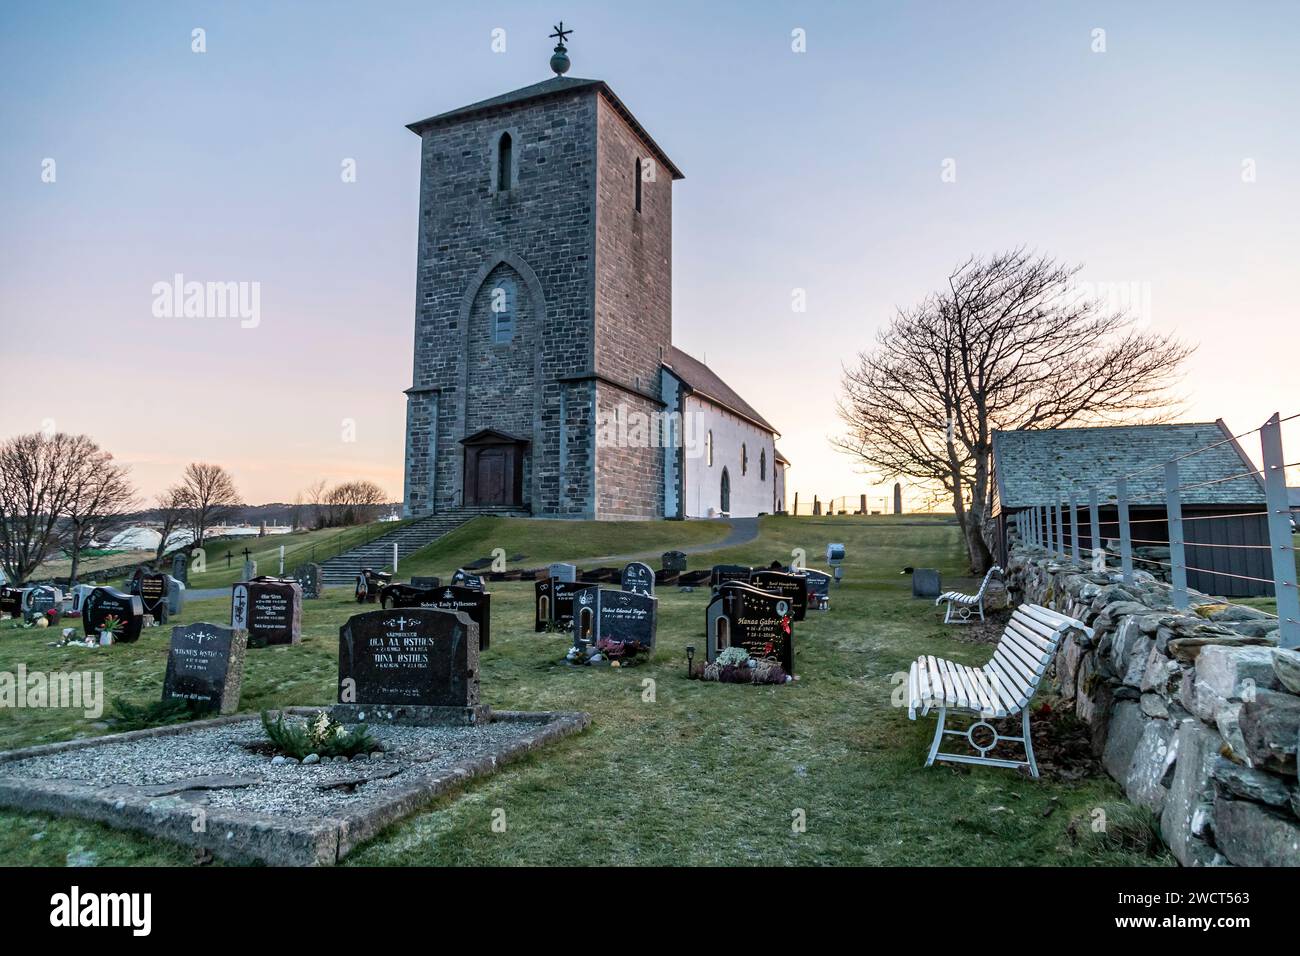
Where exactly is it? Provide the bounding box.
[774,447,790,465]
[991,422,1265,509]
[406,76,684,180]
[663,346,779,436]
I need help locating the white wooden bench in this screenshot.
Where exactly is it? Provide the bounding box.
[935,565,1003,624]
[906,604,1093,776]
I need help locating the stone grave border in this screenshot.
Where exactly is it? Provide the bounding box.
[0,706,590,866]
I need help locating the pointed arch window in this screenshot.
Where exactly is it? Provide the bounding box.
[491,276,516,344]
[496,131,513,192]
[706,430,714,467]
[742,443,748,476]
[760,448,767,481]
[634,157,643,213]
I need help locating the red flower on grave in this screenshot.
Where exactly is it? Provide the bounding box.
[780,615,791,635]
[763,641,775,655]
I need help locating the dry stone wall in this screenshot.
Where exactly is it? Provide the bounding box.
[1008,544,1300,866]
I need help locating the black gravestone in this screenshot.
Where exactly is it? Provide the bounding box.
[410,576,441,589]
[171,551,190,586]
[710,564,751,588]
[1,586,25,618]
[451,569,484,591]
[377,582,492,650]
[231,578,302,647]
[534,577,554,632]
[661,550,688,573]
[798,568,832,609]
[294,563,322,599]
[23,585,62,623]
[138,572,170,624]
[707,583,795,676]
[912,569,942,598]
[162,623,248,715]
[748,569,808,621]
[82,587,145,643]
[594,589,656,651]
[554,581,598,634]
[337,607,480,711]
[620,562,655,597]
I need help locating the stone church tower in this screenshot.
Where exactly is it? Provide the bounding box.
[402,39,684,520]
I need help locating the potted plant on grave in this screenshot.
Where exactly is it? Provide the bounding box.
[98,613,122,646]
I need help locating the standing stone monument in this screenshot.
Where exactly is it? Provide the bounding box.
[171,550,190,586]
[594,589,656,650]
[138,571,170,624]
[82,587,145,643]
[912,569,942,599]
[242,559,257,581]
[620,561,655,597]
[0,586,24,619]
[164,575,186,616]
[380,583,492,651]
[710,565,751,589]
[451,569,484,591]
[336,607,484,724]
[22,585,62,623]
[162,623,248,715]
[661,551,688,573]
[549,563,577,584]
[705,583,795,676]
[893,482,903,515]
[231,577,302,647]
[749,569,808,621]
[294,562,322,599]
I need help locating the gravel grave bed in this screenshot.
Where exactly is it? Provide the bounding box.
[0,710,590,863]
[1,719,553,816]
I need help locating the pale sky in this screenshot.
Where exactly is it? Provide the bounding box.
[2,1,1297,508]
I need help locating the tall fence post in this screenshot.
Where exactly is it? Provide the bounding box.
[1165,461,1189,610]
[1032,506,1039,547]
[1260,413,1299,649]
[1089,486,1102,570]
[1069,488,1082,565]
[1055,498,1066,560]
[1045,504,1053,554]
[1117,477,1134,585]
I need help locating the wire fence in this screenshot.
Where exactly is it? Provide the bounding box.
[1010,412,1298,649]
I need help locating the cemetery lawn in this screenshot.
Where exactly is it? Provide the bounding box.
[0,515,1172,867]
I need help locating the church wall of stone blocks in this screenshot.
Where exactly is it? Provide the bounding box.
[401,72,784,521]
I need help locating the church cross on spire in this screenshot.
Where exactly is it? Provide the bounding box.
[549,21,572,76]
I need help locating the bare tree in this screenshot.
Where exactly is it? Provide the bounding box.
[303,479,329,529]
[178,463,240,548]
[325,480,387,527]
[0,432,91,584]
[153,485,189,563]
[837,250,1194,570]
[64,441,137,586]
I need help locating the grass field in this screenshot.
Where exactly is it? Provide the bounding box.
[0,515,1171,866]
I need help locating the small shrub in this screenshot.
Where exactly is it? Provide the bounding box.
[110,697,203,731]
[1068,801,1164,858]
[260,710,377,760]
[716,646,750,668]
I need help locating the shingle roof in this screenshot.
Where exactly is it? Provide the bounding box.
[774,447,790,465]
[991,422,1265,509]
[663,346,779,436]
[406,76,684,180]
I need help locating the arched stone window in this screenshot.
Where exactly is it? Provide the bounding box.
[492,130,516,193]
[634,157,642,213]
[491,276,516,344]
[720,467,731,513]
[760,448,767,481]
[706,430,713,467]
[742,443,748,476]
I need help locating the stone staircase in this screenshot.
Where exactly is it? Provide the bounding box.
[316,507,528,586]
